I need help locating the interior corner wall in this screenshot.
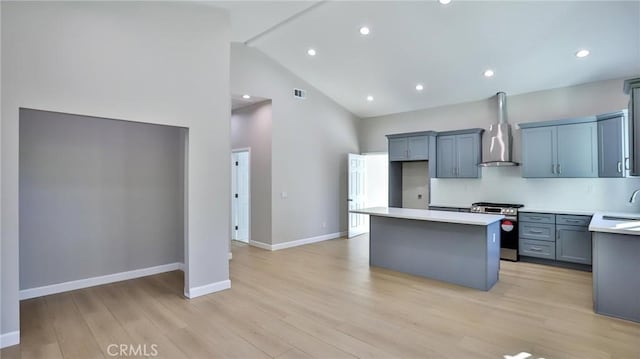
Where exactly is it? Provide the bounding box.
[231,101,273,245]
[19,109,185,290]
[231,44,360,245]
[1,1,230,341]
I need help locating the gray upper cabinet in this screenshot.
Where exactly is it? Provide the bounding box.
[388,137,408,161]
[436,129,483,178]
[521,120,598,178]
[387,134,430,161]
[407,136,429,160]
[436,135,456,178]
[598,114,626,178]
[556,122,598,177]
[522,126,556,178]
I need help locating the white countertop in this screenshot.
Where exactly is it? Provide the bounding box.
[589,212,640,236]
[350,207,504,226]
[520,208,595,216]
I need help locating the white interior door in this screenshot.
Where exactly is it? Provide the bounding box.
[232,150,250,243]
[348,153,367,238]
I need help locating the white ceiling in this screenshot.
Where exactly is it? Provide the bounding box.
[210,1,320,42]
[226,1,640,118]
[231,94,270,110]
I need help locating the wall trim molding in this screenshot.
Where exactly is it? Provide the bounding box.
[249,231,346,251]
[0,331,20,349]
[184,279,231,299]
[248,240,272,250]
[19,262,183,300]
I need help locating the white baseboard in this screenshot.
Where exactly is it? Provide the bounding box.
[0,331,20,349]
[249,240,272,250]
[249,231,346,251]
[19,262,183,300]
[184,279,231,299]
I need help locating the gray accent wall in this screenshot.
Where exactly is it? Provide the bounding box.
[231,101,273,245]
[231,44,360,245]
[2,2,230,340]
[19,109,185,290]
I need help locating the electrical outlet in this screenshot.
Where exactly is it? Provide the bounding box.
[322,221,327,228]
[281,192,288,199]
[493,233,496,243]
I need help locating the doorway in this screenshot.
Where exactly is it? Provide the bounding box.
[231,149,250,243]
[348,153,389,238]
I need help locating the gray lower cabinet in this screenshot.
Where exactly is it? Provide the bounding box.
[556,225,592,264]
[519,212,592,266]
[436,129,482,178]
[388,135,429,161]
[521,121,598,178]
[597,114,626,178]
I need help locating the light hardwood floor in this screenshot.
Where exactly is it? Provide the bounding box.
[2,235,639,358]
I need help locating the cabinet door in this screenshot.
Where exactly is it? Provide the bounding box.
[407,136,429,160]
[556,225,592,264]
[388,138,408,161]
[456,133,480,178]
[557,122,598,177]
[436,135,456,178]
[522,127,557,178]
[598,116,625,177]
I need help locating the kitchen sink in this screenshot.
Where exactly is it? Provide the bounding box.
[602,215,640,221]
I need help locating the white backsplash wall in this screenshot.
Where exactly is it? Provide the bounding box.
[431,166,640,213]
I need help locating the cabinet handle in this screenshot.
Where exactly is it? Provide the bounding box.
[551,164,555,174]
[530,247,544,252]
[529,216,543,220]
[625,157,630,170]
[565,219,582,223]
[528,229,544,234]
[618,161,623,173]
[557,164,562,174]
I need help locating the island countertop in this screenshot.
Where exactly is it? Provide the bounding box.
[350,207,504,226]
[589,212,640,236]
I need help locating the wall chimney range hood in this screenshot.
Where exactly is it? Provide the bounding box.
[480,92,519,167]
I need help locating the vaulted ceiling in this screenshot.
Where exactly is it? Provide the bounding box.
[217,1,640,118]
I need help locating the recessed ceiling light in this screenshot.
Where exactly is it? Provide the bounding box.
[415,84,424,91]
[483,69,495,78]
[439,0,452,4]
[575,49,590,58]
[307,48,316,56]
[242,94,251,99]
[366,95,374,102]
[360,26,370,35]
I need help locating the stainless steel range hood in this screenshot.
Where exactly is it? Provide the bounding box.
[480,92,519,167]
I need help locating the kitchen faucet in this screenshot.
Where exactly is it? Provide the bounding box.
[630,189,640,203]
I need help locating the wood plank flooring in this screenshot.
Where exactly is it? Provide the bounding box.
[2,235,639,358]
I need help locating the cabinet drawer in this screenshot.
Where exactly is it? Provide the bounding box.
[519,212,555,224]
[520,239,556,259]
[520,222,556,241]
[556,214,591,227]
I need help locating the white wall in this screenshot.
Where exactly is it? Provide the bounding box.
[1,1,230,343]
[359,78,640,212]
[231,44,360,245]
[231,101,273,245]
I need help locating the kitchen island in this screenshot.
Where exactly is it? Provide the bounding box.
[589,213,640,323]
[350,207,504,291]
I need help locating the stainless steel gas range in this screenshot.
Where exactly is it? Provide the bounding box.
[470,202,524,261]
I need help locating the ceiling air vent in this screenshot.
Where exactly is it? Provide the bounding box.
[293,88,306,99]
